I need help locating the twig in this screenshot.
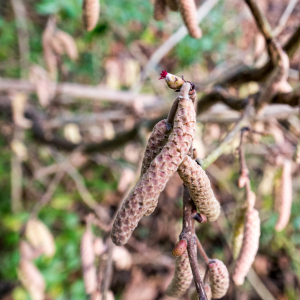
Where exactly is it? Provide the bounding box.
[10,0,30,78]
[30,168,65,219]
[180,186,207,300]
[132,0,220,92]
[273,0,298,37]
[200,101,252,170]
[101,239,114,300]
[195,236,210,266]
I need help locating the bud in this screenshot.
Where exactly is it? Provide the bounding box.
[172,239,187,257]
[112,84,196,246]
[178,156,221,222]
[233,209,261,285]
[82,0,100,31]
[238,171,249,188]
[166,250,193,298]
[159,70,185,90]
[208,259,230,299]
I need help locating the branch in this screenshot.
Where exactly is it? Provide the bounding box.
[180,186,208,300]
[200,101,252,170]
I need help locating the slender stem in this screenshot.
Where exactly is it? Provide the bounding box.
[180,186,207,300]
[201,101,252,170]
[196,237,210,266]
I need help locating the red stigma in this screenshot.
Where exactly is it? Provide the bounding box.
[159,70,168,80]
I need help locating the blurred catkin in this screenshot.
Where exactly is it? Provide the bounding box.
[82,0,100,31]
[25,219,56,257]
[53,30,78,60]
[153,0,167,20]
[140,119,170,177]
[80,224,97,294]
[111,83,195,246]
[178,0,202,39]
[232,209,261,285]
[18,259,45,300]
[232,205,247,259]
[166,0,178,11]
[166,250,193,297]
[208,259,230,299]
[275,160,293,231]
[178,156,220,221]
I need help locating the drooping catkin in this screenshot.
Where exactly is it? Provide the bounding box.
[18,259,45,300]
[80,223,97,294]
[111,83,196,246]
[82,0,100,31]
[166,0,178,11]
[208,259,230,299]
[275,160,293,231]
[54,30,78,60]
[25,219,56,258]
[232,205,247,259]
[178,0,202,39]
[140,119,170,177]
[232,209,261,285]
[166,250,193,297]
[177,156,220,221]
[153,0,167,21]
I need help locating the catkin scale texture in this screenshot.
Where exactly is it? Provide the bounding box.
[140,119,170,177]
[80,226,97,294]
[111,94,196,246]
[208,259,230,299]
[82,0,100,31]
[232,209,261,285]
[166,250,193,297]
[275,160,292,231]
[154,0,167,20]
[178,0,202,39]
[178,156,220,221]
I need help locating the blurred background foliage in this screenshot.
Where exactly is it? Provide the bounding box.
[0,0,300,299]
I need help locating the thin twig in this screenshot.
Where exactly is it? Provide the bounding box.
[200,101,252,169]
[132,0,220,92]
[30,169,65,219]
[180,186,207,300]
[101,239,114,300]
[273,0,298,37]
[195,236,210,266]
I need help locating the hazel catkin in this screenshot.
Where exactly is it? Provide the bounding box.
[275,160,293,231]
[140,119,170,177]
[153,0,167,21]
[82,0,100,31]
[166,250,193,298]
[208,259,230,299]
[232,209,261,285]
[178,0,202,39]
[177,156,221,221]
[111,83,196,246]
[80,224,97,294]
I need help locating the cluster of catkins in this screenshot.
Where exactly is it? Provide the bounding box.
[153,0,202,39]
[18,219,56,300]
[80,216,132,299]
[42,17,78,80]
[111,71,230,298]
